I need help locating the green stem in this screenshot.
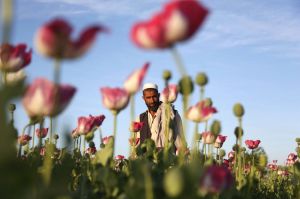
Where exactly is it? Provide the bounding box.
[112,111,118,157]
[144,165,153,199]
[50,117,53,143]
[170,47,187,77]
[130,94,135,122]
[83,135,86,155]
[54,59,61,84]
[191,122,199,152]
[32,124,35,150]
[200,86,205,101]
[1,0,14,43]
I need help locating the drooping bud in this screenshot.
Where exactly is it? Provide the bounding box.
[8,103,16,112]
[163,70,172,81]
[210,120,221,136]
[204,98,213,106]
[195,72,208,87]
[54,134,59,140]
[219,149,226,158]
[233,103,245,117]
[178,75,194,96]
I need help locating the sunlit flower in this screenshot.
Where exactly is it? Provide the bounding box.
[245,140,261,150]
[160,84,178,103]
[100,87,130,114]
[18,134,32,146]
[214,135,227,148]
[186,100,217,123]
[131,0,209,49]
[76,114,105,135]
[199,165,233,194]
[102,136,113,145]
[201,131,215,144]
[35,128,49,138]
[5,69,26,86]
[129,121,144,132]
[124,62,150,94]
[0,43,32,72]
[22,78,76,117]
[35,18,107,59]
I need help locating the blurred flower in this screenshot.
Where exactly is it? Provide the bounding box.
[76,114,105,135]
[245,140,261,150]
[277,170,289,176]
[0,43,32,72]
[102,135,113,145]
[201,131,215,144]
[186,100,217,123]
[35,18,107,59]
[86,146,97,155]
[100,87,130,114]
[71,128,79,138]
[214,135,227,148]
[243,164,251,175]
[287,153,297,161]
[129,121,144,132]
[36,128,49,138]
[160,84,178,103]
[267,163,278,171]
[23,78,76,117]
[129,137,140,146]
[222,159,230,168]
[115,155,125,160]
[18,134,32,146]
[5,69,26,86]
[124,62,150,94]
[228,151,235,161]
[40,147,46,156]
[131,0,209,49]
[199,165,233,194]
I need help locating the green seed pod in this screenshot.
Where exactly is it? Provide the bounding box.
[54,134,59,140]
[195,72,208,87]
[8,103,16,112]
[296,147,300,156]
[89,141,95,148]
[234,127,244,138]
[85,132,94,142]
[178,75,194,96]
[219,149,226,157]
[100,143,105,149]
[204,98,213,106]
[295,138,300,143]
[163,70,172,81]
[233,103,245,117]
[164,168,184,197]
[258,154,268,169]
[210,120,221,136]
[232,144,239,152]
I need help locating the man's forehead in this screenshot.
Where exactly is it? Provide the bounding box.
[143,89,158,96]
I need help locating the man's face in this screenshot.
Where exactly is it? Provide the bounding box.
[143,89,160,111]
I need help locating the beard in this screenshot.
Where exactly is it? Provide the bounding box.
[147,103,159,112]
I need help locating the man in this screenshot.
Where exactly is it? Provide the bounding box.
[137,83,183,150]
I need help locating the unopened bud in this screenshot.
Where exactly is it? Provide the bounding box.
[204,98,213,106]
[296,138,300,143]
[178,75,194,96]
[234,127,244,138]
[219,149,226,157]
[164,168,184,197]
[195,72,208,87]
[8,103,16,112]
[163,70,172,81]
[89,141,95,148]
[210,120,221,136]
[54,134,59,140]
[85,132,94,142]
[233,103,245,117]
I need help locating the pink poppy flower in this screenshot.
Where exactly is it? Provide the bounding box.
[131,0,209,49]
[268,163,278,171]
[35,18,107,59]
[277,170,289,176]
[245,140,261,150]
[36,128,49,138]
[199,165,233,194]
[76,114,105,135]
[0,43,32,72]
[228,151,235,161]
[129,121,144,132]
[18,135,32,146]
[287,153,297,161]
[100,87,130,114]
[160,84,178,103]
[115,155,125,160]
[40,147,46,156]
[201,131,215,144]
[102,136,113,145]
[186,100,217,123]
[22,78,76,117]
[124,62,150,94]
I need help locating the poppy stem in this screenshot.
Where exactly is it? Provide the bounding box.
[1,0,14,43]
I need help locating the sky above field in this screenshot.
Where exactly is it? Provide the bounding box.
[4,0,300,163]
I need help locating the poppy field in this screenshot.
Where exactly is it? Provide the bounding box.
[1,0,300,199]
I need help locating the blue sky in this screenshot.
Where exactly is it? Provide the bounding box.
[5,0,300,163]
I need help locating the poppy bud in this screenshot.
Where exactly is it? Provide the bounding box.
[89,141,95,148]
[195,72,208,87]
[234,127,244,138]
[8,103,16,112]
[204,98,213,106]
[164,168,184,197]
[163,70,172,81]
[178,75,194,96]
[219,149,226,158]
[233,103,245,117]
[210,120,221,136]
[85,132,94,142]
